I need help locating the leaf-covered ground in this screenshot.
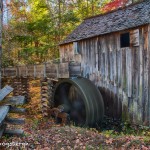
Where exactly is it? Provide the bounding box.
[1,120,150,150]
[0,80,149,150]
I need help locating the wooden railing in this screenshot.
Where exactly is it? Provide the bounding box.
[2,62,81,78]
[0,86,26,138]
[2,62,69,78]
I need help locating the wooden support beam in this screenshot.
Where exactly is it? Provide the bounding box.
[5,117,25,125]
[9,107,26,113]
[4,129,24,136]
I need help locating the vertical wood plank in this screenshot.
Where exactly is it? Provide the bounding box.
[44,63,46,78]
[143,26,149,126]
[148,25,150,126]
[126,48,132,97]
[138,28,144,124]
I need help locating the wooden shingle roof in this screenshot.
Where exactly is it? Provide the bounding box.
[60,0,150,45]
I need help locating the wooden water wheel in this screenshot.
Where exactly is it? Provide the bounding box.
[52,77,104,126]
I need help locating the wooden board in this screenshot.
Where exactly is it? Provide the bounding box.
[3,67,17,77]
[59,63,69,78]
[130,29,140,46]
[27,65,34,77]
[8,96,26,105]
[0,106,10,124]
[9,107,26,113]
[5,117,25,125]
[4,129,24,136]
[69,62,81,77]
[18,66,27,77]
[0,86,13,101]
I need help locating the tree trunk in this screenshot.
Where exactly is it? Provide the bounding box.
[58,0,61,42]
[0,0,3,88]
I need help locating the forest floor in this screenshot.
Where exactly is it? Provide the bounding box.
[0,79,150,150]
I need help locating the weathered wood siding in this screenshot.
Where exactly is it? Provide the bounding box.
[60,25,150,126]
[59,43,74,62]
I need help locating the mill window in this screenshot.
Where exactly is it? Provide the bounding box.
[120,32,130,48]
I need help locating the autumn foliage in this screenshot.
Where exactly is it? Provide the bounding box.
[102,0,129,12]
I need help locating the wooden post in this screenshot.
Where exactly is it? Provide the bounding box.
[56,63,59,78]
[44,63,46,78]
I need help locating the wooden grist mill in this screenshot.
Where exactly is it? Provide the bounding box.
[58,0,150,126]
